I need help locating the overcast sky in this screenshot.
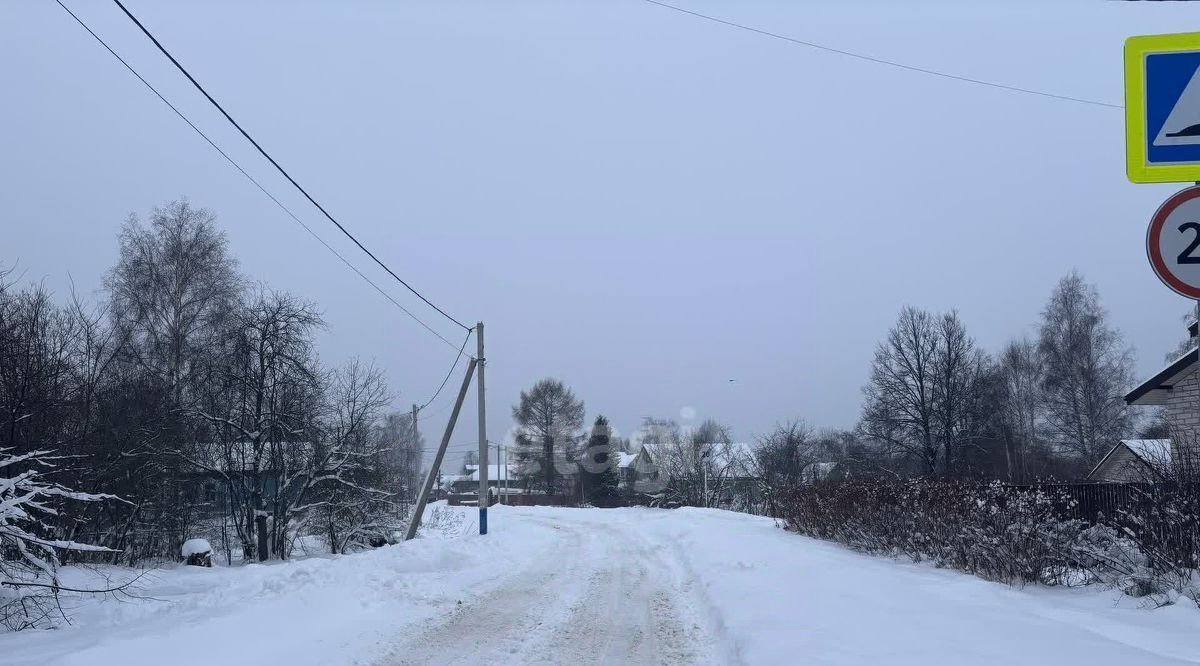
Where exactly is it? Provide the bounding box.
[4,0,1199,466]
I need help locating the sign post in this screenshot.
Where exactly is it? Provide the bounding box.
[1145,186,1200,299]
[1128,34,1200,457]
[1145,185,1200,424]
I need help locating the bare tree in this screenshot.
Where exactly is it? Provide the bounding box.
[861,307,940,476]
[307,359,397,553]
[0,447,130,630]
[511,378,584,495]
[184,288,323,560]
[648,418,739,508]
[931,311,990,477]
[995,338,1042,482]
[106,199,242,404]
[1038,272,1134,471]
[752,420,815,516]
[381,410,424,503]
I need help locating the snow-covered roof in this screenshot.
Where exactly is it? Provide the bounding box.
[464,464,519,481]
[1088,439,1173,481]
[617,452,638,468]
[1121,439,1171,465]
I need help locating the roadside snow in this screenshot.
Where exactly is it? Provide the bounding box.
[0,504,557,666]
[1,505,1197,665]
[640,507,1200,665]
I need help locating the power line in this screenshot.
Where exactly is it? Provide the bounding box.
[643,0,1122,110]
[52,0,467,353]
[418,329,473,411]
[109,0,472,332]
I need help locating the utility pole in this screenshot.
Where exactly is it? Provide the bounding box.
[404,358,477,541]
[495,443,505,505]
[476,321,488,535]
[489,442,499,505]
[411,403,419,504]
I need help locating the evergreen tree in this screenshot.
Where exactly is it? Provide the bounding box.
[582,415,621,507]
[512,378,585,495]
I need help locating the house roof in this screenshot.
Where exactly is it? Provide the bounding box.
[1087,439,1172,480]
[1122,439,1172,463]
[617,452,638,469]
[464,464,519,481]
[1125,347,1198,406]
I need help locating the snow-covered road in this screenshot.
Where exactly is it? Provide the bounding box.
[379,513,722,665]
[3,504,1198,665]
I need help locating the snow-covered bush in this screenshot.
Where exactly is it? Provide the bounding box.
[1,448,124,630]
[181,538,213,567]
[777,478,1199,606]
[420,505,466,538]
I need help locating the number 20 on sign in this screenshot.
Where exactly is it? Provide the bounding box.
[1147,186,1200,299]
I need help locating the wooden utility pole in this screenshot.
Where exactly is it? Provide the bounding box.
[404,357,477,541]
[476,321,489,535]
[411,402,419,501]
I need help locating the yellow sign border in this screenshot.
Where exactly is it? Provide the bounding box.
[1126,32,1200,183]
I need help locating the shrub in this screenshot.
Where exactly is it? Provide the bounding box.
[776,479,1198,606]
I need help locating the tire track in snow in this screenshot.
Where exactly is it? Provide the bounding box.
[376,517,592,665]
[374,511,726,666]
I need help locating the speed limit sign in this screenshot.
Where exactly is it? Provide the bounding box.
[1148,186,1200,299]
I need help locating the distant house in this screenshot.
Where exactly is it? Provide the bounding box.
[447,464,520,494]
[437,473,469,498]
[616,448,656,490]
[181,440,316,516]
[1088,440,1171,483]
[1119,318,1199,480]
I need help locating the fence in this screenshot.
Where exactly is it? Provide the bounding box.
[1005,481,1198,519]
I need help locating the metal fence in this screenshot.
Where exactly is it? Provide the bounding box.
[1006,481,1200,567]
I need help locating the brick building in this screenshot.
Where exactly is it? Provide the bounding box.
[1103,320,1200,479]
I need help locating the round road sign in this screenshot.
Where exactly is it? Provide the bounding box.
[1148,186,1200,299]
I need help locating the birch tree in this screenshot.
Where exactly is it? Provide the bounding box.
[106,199,241,404]
[1038,272,1134,469]
[996,338,1042,482]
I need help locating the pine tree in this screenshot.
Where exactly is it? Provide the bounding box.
[582,416,621,507]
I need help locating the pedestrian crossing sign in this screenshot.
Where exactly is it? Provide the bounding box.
[1126,32,1200,183]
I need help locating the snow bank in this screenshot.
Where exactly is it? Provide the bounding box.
[3,504,1197,665]
[0,504,558,666]
[469,505,1200,665]
[637,507,1200,665]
